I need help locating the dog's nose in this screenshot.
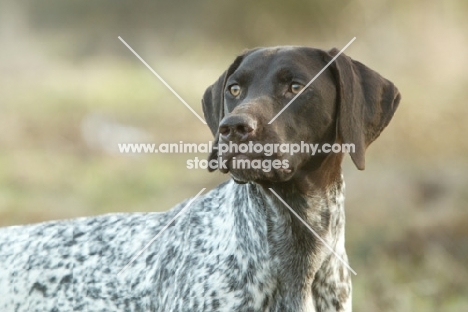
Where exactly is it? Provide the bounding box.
[218,115,256,142]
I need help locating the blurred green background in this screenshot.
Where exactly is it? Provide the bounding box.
[0,0,467,310]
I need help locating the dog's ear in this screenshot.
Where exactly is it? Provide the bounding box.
[202,53,249,136]
[202,51,253,171]
[327,48,401,170]
[202,73,227,137]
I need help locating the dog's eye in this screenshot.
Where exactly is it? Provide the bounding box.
[290,83,304,94]
[229,84,241,97]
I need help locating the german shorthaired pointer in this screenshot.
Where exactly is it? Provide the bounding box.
[0,46,400,311]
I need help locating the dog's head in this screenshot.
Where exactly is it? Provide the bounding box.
[202,46,400,184]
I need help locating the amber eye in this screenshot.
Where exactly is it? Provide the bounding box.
[290,83,304,94]
[229,84,241,97]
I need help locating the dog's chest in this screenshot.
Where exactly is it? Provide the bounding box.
[160,182,277,311]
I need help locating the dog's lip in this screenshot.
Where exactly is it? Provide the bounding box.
[218,153,295,176]
[219,152,261,161]
[227,162,296,183]
[231,153,249,160]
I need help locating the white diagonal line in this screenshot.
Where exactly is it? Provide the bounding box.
[268,37,356,124]
[269,188,357,275]
[117,188,206,276]
[118,36,207,125]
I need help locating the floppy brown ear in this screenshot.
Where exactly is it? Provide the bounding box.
[202,51,251,137]
[202,73,227,137]
[328,48,401,170]
[202,51,252,171]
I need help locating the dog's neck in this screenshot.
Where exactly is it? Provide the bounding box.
[231,153,351,310]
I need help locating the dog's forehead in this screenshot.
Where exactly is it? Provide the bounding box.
[239,46,325,72]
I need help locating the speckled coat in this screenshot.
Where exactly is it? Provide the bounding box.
[0,179,351,311]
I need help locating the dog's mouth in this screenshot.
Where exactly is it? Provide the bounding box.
[216,152,294,183]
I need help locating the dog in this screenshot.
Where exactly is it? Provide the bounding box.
[0,46,400,311]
